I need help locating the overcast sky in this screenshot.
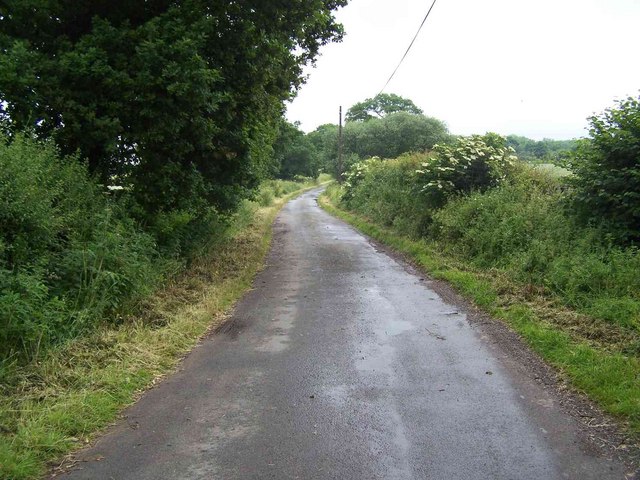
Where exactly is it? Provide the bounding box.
[286,0,640,140]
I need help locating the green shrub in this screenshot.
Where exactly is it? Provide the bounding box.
[432,166,640,329]
[343,154,432,237]
[431,166,566,267]
[568,95,640,242]
[343,156,382,202]
[0,135,161,360]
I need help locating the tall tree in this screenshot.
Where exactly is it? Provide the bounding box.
[345,93,423,122]
[272,120,319,179]
[343,112,450,158]
[568,95,640,242]
[0,1,347,214]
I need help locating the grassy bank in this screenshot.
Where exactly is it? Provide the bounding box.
[320,185,640,437]
[0,179,323,480]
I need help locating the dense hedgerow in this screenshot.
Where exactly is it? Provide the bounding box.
[0,135,164,360]
[340,133,640,331]
[343,154,430,237]
[432,168,640,329]
[0,135,322,363]
[342,133,517,236]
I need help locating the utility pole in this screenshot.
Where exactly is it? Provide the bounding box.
[337,105,343,183]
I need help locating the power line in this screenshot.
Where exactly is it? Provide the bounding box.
[376,0,439,97]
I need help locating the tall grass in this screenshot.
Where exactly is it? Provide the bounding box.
[432,167,640,331]
[0,136,166,362]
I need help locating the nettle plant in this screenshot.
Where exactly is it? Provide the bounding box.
[417,133,517,208]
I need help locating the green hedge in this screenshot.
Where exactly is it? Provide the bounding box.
[0,135,163,360]
[340,148,640,332]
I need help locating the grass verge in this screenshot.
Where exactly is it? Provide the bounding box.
[0,180,324,480]
[319,190,640,437]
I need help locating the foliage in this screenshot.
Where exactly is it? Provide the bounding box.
[567,95,640,242]
[343,154,431,237]
[0,179,315,480]
[432,167,640,330]
[320,194,640,435]
[0,135,162,360]
[307,123,338,169]
[314,113,452,176]
[0,1,346,217]
[306,97,450,177]
[343,112,451,160]
[416,133,517,208]
[272,120,320,179]
[506,135,577,163]
[342,156,381,200]
[345,93,422,122]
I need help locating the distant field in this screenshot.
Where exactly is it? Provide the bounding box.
[533,163,572,177]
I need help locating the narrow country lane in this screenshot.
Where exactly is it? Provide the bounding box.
[57,188,626,479]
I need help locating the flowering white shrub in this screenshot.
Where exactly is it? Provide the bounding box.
[343,156,382,200]
[416,133,517,207]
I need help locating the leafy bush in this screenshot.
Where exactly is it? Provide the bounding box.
[0,135,161,360]
[337,152,640,330]
[0,2,346,219]
[432,166,640,329]
[343,156,382,202]
[416,133,517,208]
[343,154,431,237]
[568,95,640,242]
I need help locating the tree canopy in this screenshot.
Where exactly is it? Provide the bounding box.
[272,121,320,179]
[343,112,449,159]
[0,1,346,215]
[306,111,451,178]
[568,95,640,242]
[506,135,577,163]
[345,93,423,122]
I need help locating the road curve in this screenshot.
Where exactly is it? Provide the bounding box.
[59,187,626,479]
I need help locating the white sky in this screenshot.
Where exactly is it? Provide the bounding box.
[286,0,640,140]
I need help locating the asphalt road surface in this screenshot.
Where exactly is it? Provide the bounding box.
[59,188,627,479]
